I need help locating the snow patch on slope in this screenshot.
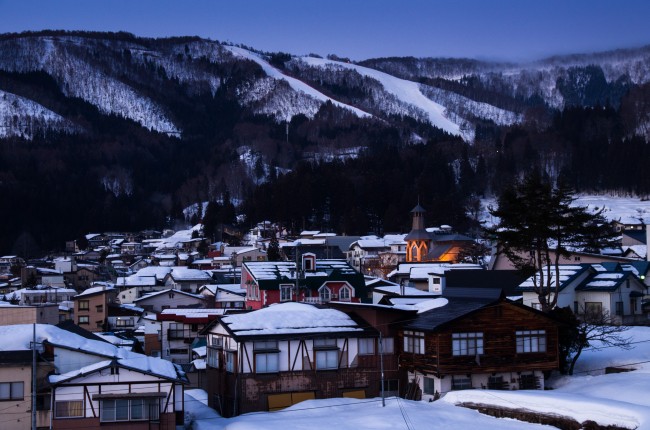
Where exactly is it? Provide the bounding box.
[0,89,76,138]
[299,56,461,136]
[0,36,180,135]
[225,46,371,121]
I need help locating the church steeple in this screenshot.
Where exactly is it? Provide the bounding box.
[404,204,431,262]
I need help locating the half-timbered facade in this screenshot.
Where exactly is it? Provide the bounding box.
[49,358,186,429]
[398,297,560,401]
[203,302,381,416]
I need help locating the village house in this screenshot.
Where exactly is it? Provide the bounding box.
[387,262,483,291]
[49,358,186,429]
[241,255,368,310]
[0,349,54,430]
[21,266,66,289]
[5,284,77,306]
[158,308,226,365]
[0,302,59,325]
[0,323,187,430]
[203,302,382,416]
[133,288,207,313]
[164,267,213,294]
[74,283,118,332]
[516,262,648,324]
[199,284,247,309]
[398,296,561,400]
[106,303,145,332]
[347,234,407,277]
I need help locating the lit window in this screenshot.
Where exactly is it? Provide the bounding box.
[452,332,484,356]
[516,330,546,353]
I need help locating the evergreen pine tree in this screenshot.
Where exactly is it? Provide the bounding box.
[267,232,282,262]
[484,171,618,312]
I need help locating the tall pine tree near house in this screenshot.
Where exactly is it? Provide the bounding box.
[267,232,282,261]
[484,171,618,312]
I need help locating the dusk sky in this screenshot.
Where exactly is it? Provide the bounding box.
[2,0,650,62]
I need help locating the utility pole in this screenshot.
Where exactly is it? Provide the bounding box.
[31,323,37,430]
[379,332,385,407]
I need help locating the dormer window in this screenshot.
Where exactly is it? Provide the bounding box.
[302,253,316,272]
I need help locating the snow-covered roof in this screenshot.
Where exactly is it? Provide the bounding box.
[518,265,586,291]
[244,259,357,281]
[200,284,246,296]
[220,302,363,337]
[373,285,434,296]
[76,284,115,297]
[133,288,203,302]
[49,356,182,384]
[170,267,212,281]
[160,308,226,317]
[388,297,450,313]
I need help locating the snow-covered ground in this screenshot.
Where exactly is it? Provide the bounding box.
[481,194,650,227]
[184,327,650,430]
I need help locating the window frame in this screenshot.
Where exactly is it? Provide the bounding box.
[318,286,331,302]
[423,376,436,395]
[585,301,602,315]
[226,351,235,373]
[452,332,484,356]
[403,330,425,354]
[451,375,472,391]
[358,338,375,355]
[207,347,220,368]
[100,398,159,422]
[78,315,89,325]
[516,330,546,353]
[78,300,89,311]
[0,381,24,400]
[315,349,339,370]
[380,337,394,354]
[55,400,84,418]
[280,284,293,302]
[255,352,279,373]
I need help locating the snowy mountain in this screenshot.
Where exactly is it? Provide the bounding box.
[1,32,648,144]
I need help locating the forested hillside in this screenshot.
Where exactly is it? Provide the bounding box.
[1,31,650,255]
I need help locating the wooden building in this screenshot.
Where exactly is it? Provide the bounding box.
[203,302,381,416]
[398,296,561,400]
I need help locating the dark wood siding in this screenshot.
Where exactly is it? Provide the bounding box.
[399,302,559,376]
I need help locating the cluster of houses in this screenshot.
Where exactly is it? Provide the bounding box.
[1,205,650,428]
